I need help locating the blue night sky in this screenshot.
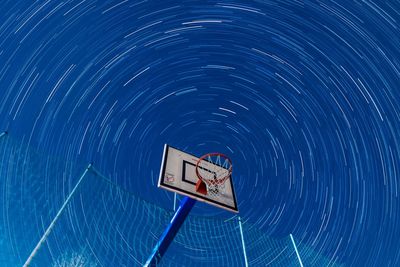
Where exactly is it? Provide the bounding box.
[0,0,400,266]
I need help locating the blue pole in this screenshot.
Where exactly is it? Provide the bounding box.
[144,196,196,266]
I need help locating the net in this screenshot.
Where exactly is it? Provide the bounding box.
[196,153,232,196]
[0,133,342,266]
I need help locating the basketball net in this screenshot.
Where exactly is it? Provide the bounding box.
[195,153,232,197]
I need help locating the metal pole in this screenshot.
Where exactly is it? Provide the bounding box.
[23,164,92,266]
[173,193,177,211]
[145,196,196,267]
[290,234,304,267]
[0,131,8,138]
[238,216,249,267]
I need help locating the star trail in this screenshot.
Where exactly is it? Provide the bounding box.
[0,0,400,266]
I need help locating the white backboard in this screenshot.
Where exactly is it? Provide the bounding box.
[158,144,238,213]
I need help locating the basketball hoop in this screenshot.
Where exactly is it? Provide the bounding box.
[195,153,232,196]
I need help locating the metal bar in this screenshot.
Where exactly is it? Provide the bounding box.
[0,131,8,138]
[290,234,304,267]
[145,196,196,267]
[23,164,92,267]
[173,193,177,211]
[238,216,249,267]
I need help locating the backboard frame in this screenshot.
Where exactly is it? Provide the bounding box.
[158,144,239,213]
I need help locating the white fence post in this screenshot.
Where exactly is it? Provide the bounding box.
[290,234,304,267]
[23,164,92,266]
[238,216,249,267]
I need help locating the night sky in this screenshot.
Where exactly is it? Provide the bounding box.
[1,0,400,266]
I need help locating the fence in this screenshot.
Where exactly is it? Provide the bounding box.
[0,133,341,266]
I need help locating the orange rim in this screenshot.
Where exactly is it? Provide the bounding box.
[195,152,232,186]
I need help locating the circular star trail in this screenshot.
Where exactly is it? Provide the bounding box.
[0,0,400,266]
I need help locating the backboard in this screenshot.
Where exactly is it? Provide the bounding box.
[158,144,239,213]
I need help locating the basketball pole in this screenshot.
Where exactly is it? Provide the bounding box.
[144,196,196,267]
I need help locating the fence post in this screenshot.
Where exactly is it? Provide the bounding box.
[290,234,304,267]
[0,131,8,138]
[23,164,92,266]
[238,216,249,267]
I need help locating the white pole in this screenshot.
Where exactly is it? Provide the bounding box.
[238,216,249,267]
[23,164,92,266]
[173,193,177,211]
[0,131,7,138]
[290,234,304,267]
